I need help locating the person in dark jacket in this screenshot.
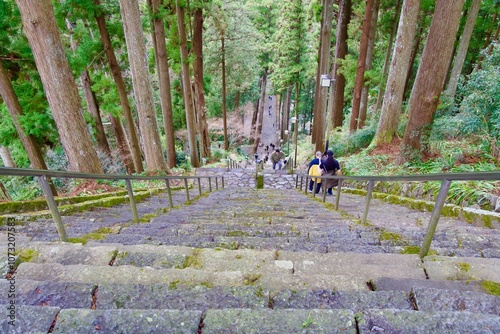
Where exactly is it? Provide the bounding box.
[320,150,341,195]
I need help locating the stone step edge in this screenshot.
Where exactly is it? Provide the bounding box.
[0,188,167,222]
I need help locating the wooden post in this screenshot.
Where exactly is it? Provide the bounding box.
[125,179,139,223]
[361,180,374,225]
[420,179,451,259]
[164,179,173,208]
[39,175,67,242]
[184,178,190,201]
[335,179,342,210]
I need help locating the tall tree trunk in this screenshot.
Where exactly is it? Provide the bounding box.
[193,7,211,157]
[350,0,375,131]
[372,0,420,146]
[81,71,112,158]
[403,13,426,97]
[94,0,143,173]
[175,0,199,167]
[399,0,466,163]
[358,0,380,129]
[249,98,258,144]
[281,86,292,144]
[150,0,177,168]
[313,0,334,151]
[108,115,135,174]
[66,19,112,159]
[0,180,10,200]
[375,0,402,113]
[253,71,267,153]
[15,0,103,174]
[444,0,481,98]
[0,146,16,167]
[222,36,228,151]
[0,62,58,194]
[119,0,167,172]
[332,0,352,129]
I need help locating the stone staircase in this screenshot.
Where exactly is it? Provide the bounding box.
[1,169,499,333]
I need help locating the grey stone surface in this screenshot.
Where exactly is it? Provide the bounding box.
[413,287,500,315]
[372,277,485,293]
[18,242,117,266]
[52,309,202,334]
[0,304,59,334]
[203,308,356,334]
[271,290,413,311]
[97,284,268,310]
[357,309,500,334]
[0,280,94,308]
[423,255,500,281]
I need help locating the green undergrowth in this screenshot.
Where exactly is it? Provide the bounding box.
[481,280,500,296]
[13,249,40,269]
[68,227,114,245]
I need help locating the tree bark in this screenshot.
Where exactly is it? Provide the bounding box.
[119,0,167,172]
[81,70,112,158]
[313,0,334,151]
[193,7,211,157]
[332,0,352,129]
[221,36,228,151]
[108,115,135,174]
[150,0,177,168]
[358,0,380,129]
[175,0,199,167]
[0,62,58,194]
[399,0,466,162]
[94,0,143,173]
[253,71,267,153]
[372,0,420,146]
[65,19,112,159]
[375,0,402,113]
[0,146,16,167]
[15,0,103,174]
[444,0,481,98]
[350,0,375,131]
[281,86,292,145]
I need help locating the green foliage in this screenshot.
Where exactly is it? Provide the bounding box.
[434,43,500,156]
[1,176,41,201]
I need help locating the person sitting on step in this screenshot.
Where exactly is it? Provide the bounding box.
[320,150,341,195]
[307,151,323,194]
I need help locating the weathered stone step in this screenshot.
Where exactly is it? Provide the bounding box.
[14,262,369,291]
[52,308,202,334]
[2,305,498,334]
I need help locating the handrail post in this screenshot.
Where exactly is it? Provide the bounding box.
[221,176,225,189]
[184,178,190,201]
[305,176,309,194]
[164,179,173,208]
[420,179,452,259]
[322,177,327,202]
[125,179,139,224]
[198,177,202,196]
[361,180,374,225]
[208,177,212,192]
[215,177,219,190]
[335,179,342,210]
[312,178,318,198]
[39,175,68,242]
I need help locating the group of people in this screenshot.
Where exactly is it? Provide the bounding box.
[307,150,341,195]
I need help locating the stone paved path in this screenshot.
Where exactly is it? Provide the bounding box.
[1,169,499,333]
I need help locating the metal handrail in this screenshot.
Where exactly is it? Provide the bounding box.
[297,170,500,258]
[0,167,225,242]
